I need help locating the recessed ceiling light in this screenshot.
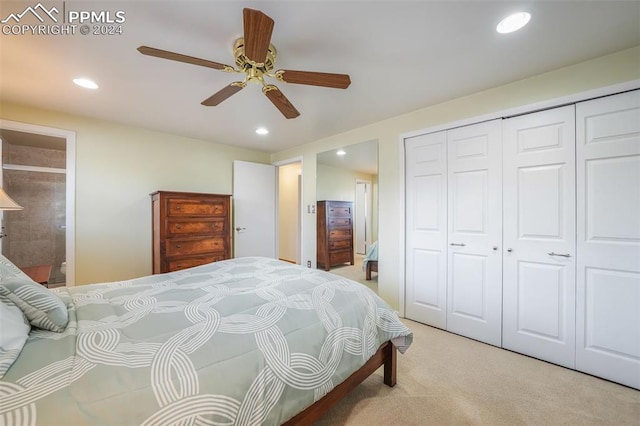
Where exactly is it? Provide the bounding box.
[73,78,98,89]
[496,12,531,34]
[256,127,269,135]
[336,149,346,156]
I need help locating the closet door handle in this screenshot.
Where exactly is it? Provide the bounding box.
[548,252,571,258]
[449,243,466,247]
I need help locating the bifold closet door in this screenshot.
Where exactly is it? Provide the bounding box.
[576,90,640,389]
[405,131,448,329]
[502,106,576,368]
[446,120,503,347]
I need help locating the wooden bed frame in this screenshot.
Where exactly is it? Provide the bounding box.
[283,341,396,425]
[366,260,378,280]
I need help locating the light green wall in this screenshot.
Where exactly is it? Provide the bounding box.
[316,164,374,202]
[0,103,270,285]
[272,45,640,309]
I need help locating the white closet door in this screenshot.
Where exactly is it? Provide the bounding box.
[446,120,502,346]
[405,131,448,328]
[502,106,576,368]
[576,90,640,389]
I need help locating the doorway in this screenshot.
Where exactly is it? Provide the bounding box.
[276,160,302,264]
[0,120,76,286]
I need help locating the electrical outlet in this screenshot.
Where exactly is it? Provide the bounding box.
[307,260,311,268]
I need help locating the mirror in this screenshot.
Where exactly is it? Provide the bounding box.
[316,140,378,289]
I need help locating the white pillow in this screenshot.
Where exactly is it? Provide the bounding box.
[0,295,30,379]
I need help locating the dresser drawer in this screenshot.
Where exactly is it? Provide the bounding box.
[329,228,352,239]
[166,237,226,256]
[329,239,352,250]
[328,217,352,227]
[168,198,228,217]
[167,218,226,236]
[327,205,352,217]
[168,254,227,272]
[330,250,352,265]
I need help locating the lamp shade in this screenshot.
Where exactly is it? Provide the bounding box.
[0,187,23,210]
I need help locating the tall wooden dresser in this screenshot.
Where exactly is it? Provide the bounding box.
[317,200,354,271]
[151,191,231,274]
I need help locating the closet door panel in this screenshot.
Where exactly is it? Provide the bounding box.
[502,105,576,368]
[405,131,448,328]
[446,119,502,346]
[576,89,640,390]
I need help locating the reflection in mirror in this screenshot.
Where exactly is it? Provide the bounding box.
[316,140,378,292]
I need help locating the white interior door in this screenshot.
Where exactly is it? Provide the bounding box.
[404,131,448,329]
[355,181,369,254]
[502,105,577,368]
[233,160,276,258]
[446,119,503,347]
[576,90,640,389]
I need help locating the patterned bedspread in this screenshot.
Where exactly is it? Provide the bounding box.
[1,257,412,425]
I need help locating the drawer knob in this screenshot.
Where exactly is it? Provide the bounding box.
[176,225,182,229]
[176,244,182,248]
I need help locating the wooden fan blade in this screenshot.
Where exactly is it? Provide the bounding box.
[263,85,300,119]
[243,8,274,64]
[277,70,351,89]
[138,46,232,71]
[201,84,244,106]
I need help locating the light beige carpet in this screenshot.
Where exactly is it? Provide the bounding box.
[327,254,378,294]
[316,319,639,425]
[318,259,640,425]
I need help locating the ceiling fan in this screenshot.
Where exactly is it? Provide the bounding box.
[138,8,351,119]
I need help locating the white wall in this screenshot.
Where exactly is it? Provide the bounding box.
[272,46,640,309]
[0,103,270,285]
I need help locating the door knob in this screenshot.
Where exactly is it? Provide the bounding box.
[235,227,246,232]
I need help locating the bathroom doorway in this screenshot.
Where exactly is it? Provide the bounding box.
[0,123,75,286]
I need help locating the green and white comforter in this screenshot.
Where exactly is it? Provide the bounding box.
[1,257,412,425]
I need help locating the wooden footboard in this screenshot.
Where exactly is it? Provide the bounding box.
[366,260,378,280]
[283,341,396,425]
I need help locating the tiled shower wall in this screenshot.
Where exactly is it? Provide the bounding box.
[2,142,66,284]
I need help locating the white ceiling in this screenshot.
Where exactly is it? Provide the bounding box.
[317,140,378,175]
[1,1,639,154]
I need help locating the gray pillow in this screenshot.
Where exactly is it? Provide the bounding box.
[0,276,68,332]
[0,295,30,379]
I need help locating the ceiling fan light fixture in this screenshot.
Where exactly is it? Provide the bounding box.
[496,12,531,34]
[256,127,269,135]
[73,78,99,89]
[137,8,350,119]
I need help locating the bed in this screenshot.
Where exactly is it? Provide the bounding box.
[0,255,412,425]
[363,241,378,280]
